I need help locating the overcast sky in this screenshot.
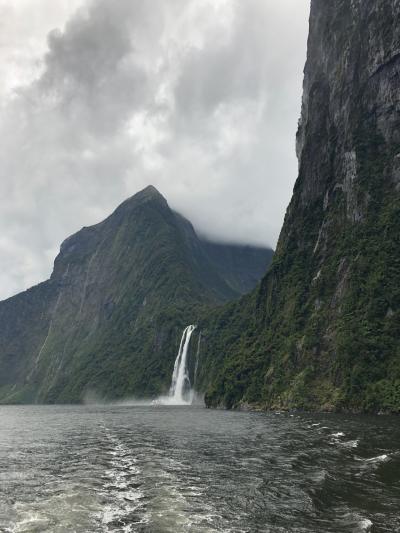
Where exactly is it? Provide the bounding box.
[0,0,310,300]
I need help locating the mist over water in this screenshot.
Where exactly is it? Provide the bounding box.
[0,405,399,532]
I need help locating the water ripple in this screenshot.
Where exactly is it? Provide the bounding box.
[0,406,398,532]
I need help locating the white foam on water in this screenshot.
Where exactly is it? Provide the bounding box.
[12,513,50,533]
[310,469,328,484]
[11,487,102,533]
[97,433,145,531]
[358,518,373,531]
[340,439,359,448]
[366,454,389,463]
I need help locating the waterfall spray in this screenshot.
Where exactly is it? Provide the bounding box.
[169,325,196,404]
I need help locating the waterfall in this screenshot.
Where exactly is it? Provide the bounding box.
[193,332,201,389]
[169,325,196,404]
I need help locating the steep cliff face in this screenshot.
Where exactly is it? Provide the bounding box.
[0,186,272,404]
[202,0,400,412]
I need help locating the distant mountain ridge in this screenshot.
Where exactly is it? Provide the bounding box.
[0,186,273,403]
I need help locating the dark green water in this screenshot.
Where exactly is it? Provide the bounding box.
[0,405,398,532]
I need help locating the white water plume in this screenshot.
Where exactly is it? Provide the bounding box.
[164,325,197,405]
[193,332,202,389]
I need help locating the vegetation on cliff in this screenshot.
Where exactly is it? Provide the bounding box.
[199,0,400,413]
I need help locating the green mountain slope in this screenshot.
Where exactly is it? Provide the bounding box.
[200,0,400,413]
[0,186,272,404]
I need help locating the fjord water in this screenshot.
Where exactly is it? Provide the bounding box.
[0,406,399,533]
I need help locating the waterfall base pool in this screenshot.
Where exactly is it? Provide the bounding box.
[0,405,399,532]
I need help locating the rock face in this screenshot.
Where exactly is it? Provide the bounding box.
[202,0,400,412]
[0,186,272,404]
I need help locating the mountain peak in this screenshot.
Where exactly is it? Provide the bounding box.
[113,185,168,218]
[133,185,165,202]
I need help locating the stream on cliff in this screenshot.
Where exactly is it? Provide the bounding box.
[0,405,399,532]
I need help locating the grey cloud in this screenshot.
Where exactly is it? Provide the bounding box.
[0,0,310,300]
[38,1,154,136]
[174,2,267,119]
